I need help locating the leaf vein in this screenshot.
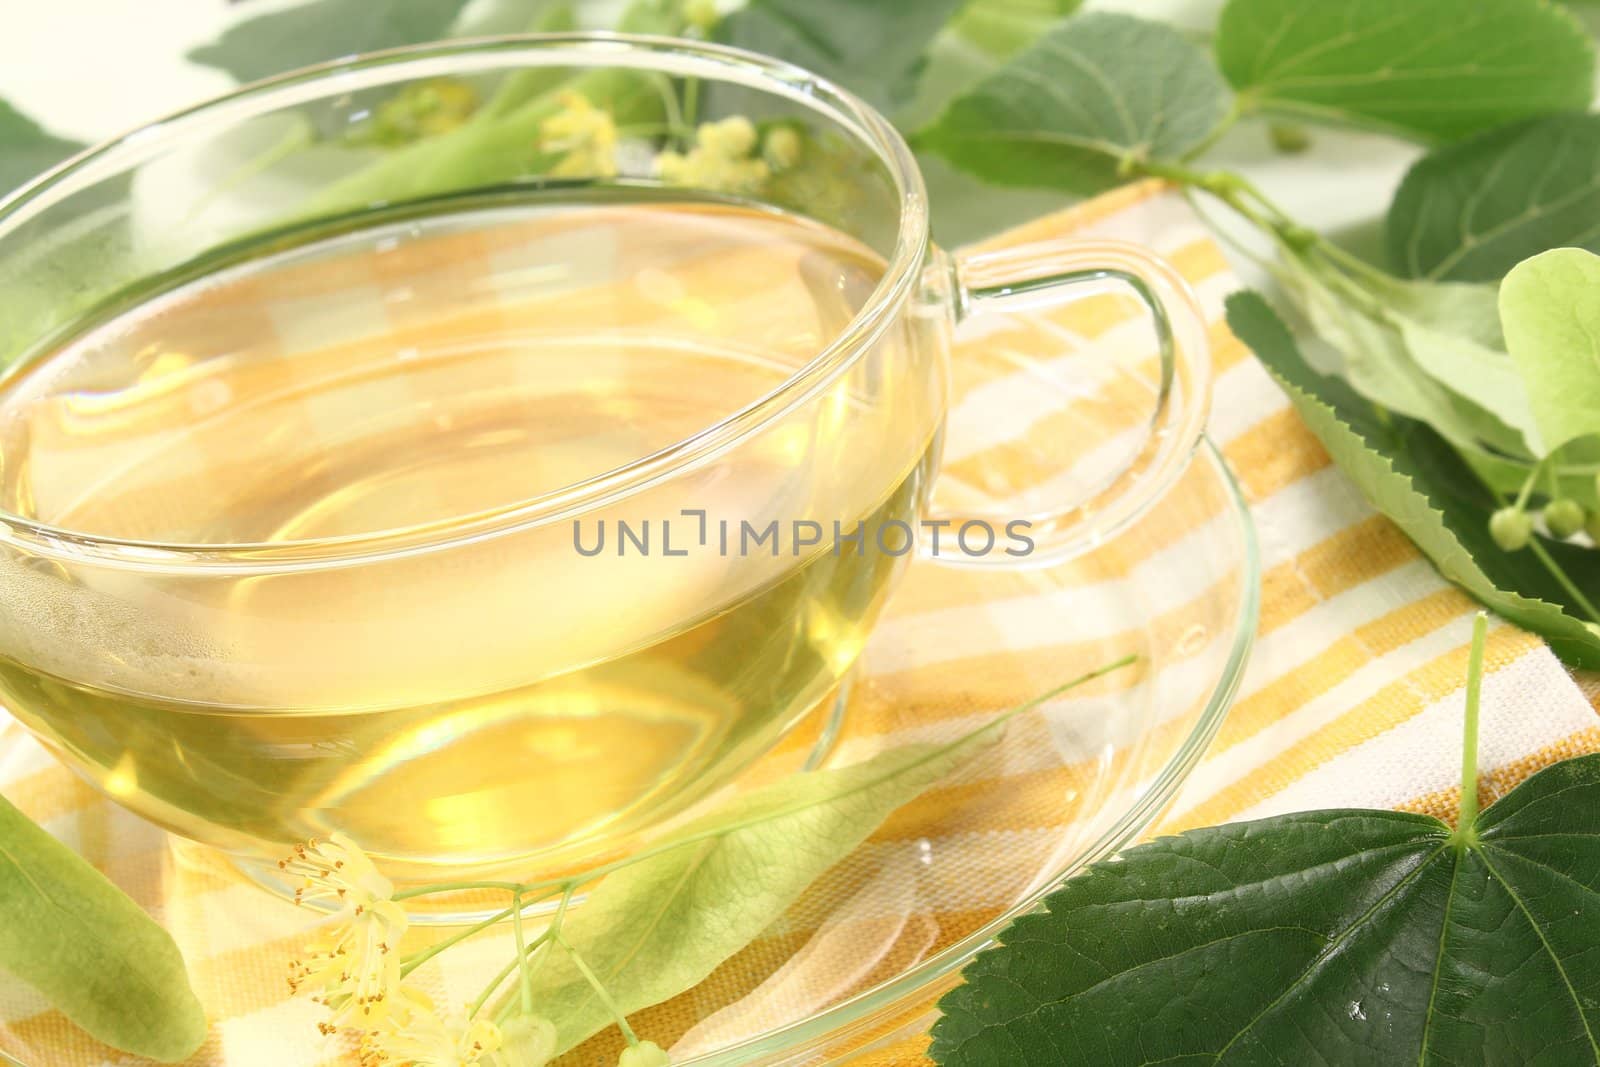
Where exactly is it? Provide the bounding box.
[1477,848,1600,1060]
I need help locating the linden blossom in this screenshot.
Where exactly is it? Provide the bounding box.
[570,510,1036,559]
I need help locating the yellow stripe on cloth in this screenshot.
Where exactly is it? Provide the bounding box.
[3,182,1596,1067]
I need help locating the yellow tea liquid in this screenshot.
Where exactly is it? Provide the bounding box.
[0,196,943,879]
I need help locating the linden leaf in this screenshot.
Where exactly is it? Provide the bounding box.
[1389,114,1600,282]
[1216,0,1594,141]
[1499,247,1600,454]
[0,100,82,196]
[188,0,474,83]
[508,735,999,1054]
[715,0,968,112]
[498,663,1130,1055]
[0,794,207,1061]
[917,13,1231,195]
[933,765,1600,1065]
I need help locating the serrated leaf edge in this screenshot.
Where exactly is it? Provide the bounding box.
[1229,293,1600,668]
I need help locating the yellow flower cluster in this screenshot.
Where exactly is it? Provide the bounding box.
[540,91,621,178]
[284,834,666,1066]
[283,835,408,1030]
[655,116,773,196]
[360,990,502,1067]
[366,79,479,145]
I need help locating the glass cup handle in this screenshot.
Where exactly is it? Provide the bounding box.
[927,239,1213,567]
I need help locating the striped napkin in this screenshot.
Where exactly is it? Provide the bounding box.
[2,181,1596,1067]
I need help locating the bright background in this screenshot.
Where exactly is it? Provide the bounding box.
[7,0,1600,288]
[0,0,1435,287]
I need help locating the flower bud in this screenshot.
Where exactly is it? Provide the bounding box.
[497,1015,558,1067]
[1544,498,1587,540]
[685,0,719,30]
[618,1040,672,1067]
[763,127,803,170]
[1489,506,1533,552]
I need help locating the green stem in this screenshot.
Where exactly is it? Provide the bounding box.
[181,122,314,227]
[1512,455,1549,511]
[683,76,702,129]
[399,905,516,978]
[1528,539,1600,624]
[1455,612,1487,843]
[1130,160,1304,246]
[654,71,685,137]
[1542,456,1561,502]
[556,932,640,1046]
[1308,238,1400,290]
[392,880,526,902]
[1177,98,1241,162]
[513,892,533,1016]
[522,884,575,988]
[468,882,575,1018]
[471,927,554,1018]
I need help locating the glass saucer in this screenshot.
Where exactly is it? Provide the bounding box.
[0,435,1255,1066]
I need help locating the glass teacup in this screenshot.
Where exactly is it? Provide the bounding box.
[0,34,1209,885]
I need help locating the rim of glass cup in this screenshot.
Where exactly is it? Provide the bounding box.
[0,33,931,573]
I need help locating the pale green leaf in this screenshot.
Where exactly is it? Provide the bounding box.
[188,0,474,83]
[0,100,82,196]
[1500,248,1600,454]
[1376,275,1505,350]
[1215,0,1594,141]
[0,795,207,1060]
[1397,318,1541,453]
[1388,114,1600,282]
[1270,252,1531,456]
[1374,275,1541,451]
[1227,291,1600,667]
[917,13,1231,195]
[503,721,1011,1053]
[715,0,968,112]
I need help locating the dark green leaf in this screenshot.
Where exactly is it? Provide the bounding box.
[1216,0,1594,141]
[0,794,207,1060]
[933,746,1600,1067]
[188,0,473,83]
[0,101,83,197]
[1225,291,1600,668]
[916,13,1231,195]
[1389,114,1600,282]
[715,0,968,112]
